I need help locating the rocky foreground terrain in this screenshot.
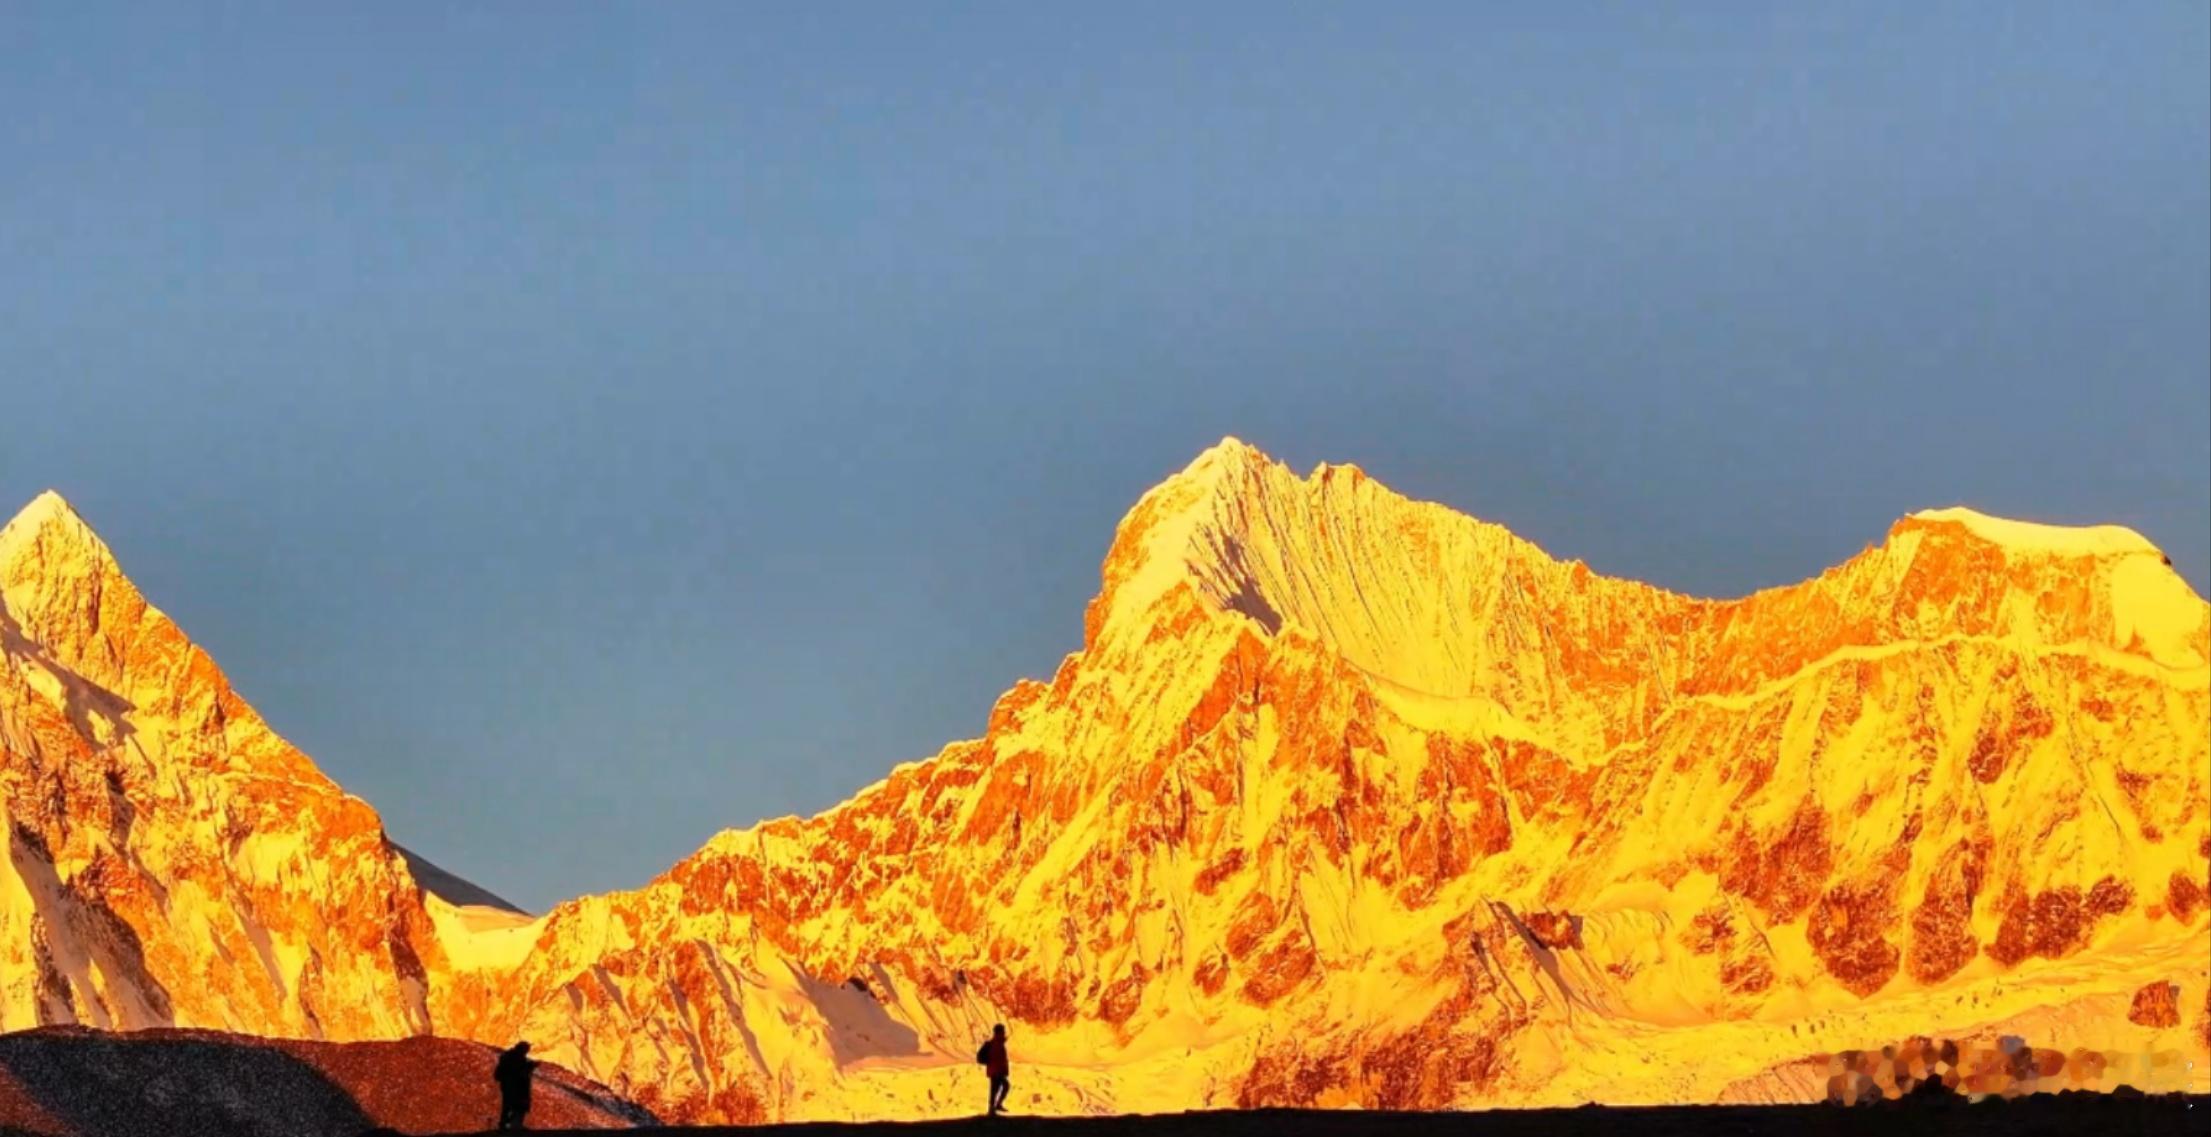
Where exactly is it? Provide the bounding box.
[0,1025,651,1135]
[2,439,2205,1123]
[449,1097,2208,1137]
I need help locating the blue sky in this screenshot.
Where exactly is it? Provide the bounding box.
[4,4,2205,909]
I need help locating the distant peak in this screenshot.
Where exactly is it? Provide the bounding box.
[1898,506,2161,559]
[396,844,529,917]
[1178,436,1275,477]
[1136,439,1294,515]
[7,490,78,531]
[1174,440,1383,497]
[0,490,104,565]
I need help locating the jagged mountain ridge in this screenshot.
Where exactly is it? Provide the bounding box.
[434,440,2211,1119]
[2,442,2206,1124]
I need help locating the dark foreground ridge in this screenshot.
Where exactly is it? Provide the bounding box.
[0,1026,2197,1134]
[424,1097,2207,1137]
[0,1026,653,1135]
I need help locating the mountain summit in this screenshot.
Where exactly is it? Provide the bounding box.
[0,449,2205,1121]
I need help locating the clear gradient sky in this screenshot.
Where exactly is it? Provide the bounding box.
[4,5,2206,909]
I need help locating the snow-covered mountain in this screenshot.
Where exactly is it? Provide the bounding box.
[0,492,444,1038]
[3,440,2206,1122]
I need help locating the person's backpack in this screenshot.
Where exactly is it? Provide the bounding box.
[976,1042,989,1065]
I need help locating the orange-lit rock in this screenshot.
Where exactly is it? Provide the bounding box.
[2128,981,2182,1028]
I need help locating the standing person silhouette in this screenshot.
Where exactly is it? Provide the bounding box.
[976,1023,1012,1116]
[494,1040,538,1130]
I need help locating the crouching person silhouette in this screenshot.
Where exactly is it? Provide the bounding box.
[494,1040,538,1130]
[976,1023,1011,1116]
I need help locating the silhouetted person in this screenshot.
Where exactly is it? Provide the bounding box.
[494,1040,538,1130]
[976,1023,1011,1116]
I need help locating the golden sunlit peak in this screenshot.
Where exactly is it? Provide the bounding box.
[5,489,77,529]
[1901,505,2162,558]
[1143,437,1289,510]
[1180,435,1273,474]
[0,489,95,562]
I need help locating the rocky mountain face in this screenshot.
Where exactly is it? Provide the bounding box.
[3,442,2206,1123]
[0,493,444,1039]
